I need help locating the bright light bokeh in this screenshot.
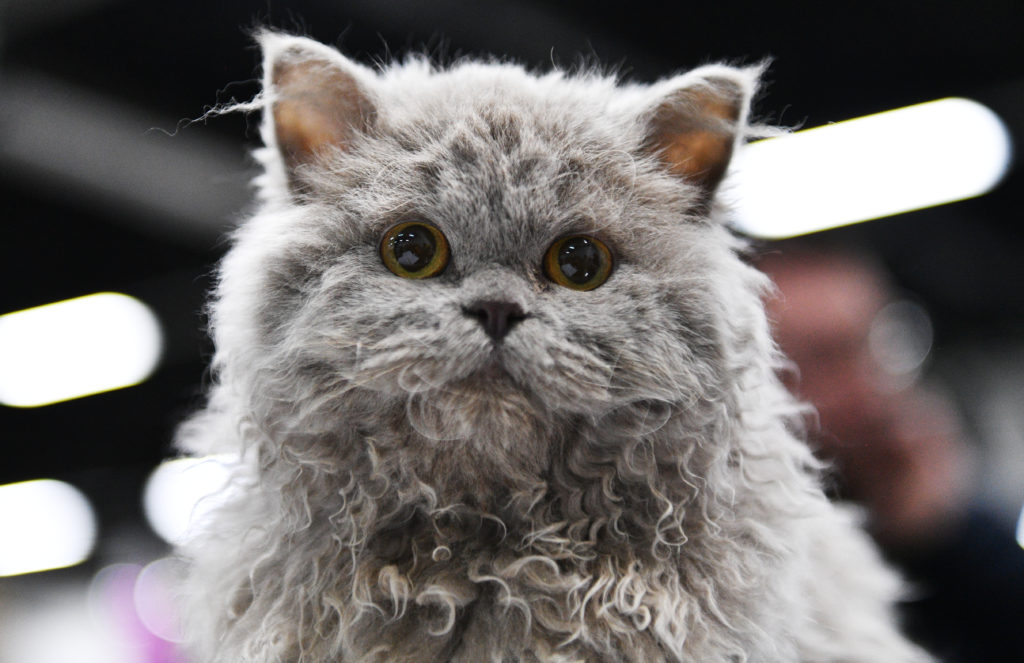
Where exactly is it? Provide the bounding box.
[2,584,140,663]
[1017,502,1024,551]
[134,557,186,643]
[0,292,163,408]
[0,560,187,663]
[143,455,238,545]
[0,479,97,576]
[729,97,1013,238]
[868,299,934,391]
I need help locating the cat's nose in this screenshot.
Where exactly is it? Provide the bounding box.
[463,300,528,342]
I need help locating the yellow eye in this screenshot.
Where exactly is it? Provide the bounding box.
[380,221,450,279]
[543,235,613,291]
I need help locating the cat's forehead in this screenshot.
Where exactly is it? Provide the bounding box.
[363,67,673,244]
[394,127,631,261]
[406,68,643,154]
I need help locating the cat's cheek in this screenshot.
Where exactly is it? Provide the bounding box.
[345,319,494,397]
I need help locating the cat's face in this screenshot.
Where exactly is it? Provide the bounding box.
[221,34,757,459]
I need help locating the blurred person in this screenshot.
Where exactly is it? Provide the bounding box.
[759,242,1024,662]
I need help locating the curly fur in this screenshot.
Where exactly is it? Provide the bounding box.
[177,32,931,663]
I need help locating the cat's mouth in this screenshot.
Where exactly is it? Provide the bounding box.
[446,346,534,398]
[474,350,516,382]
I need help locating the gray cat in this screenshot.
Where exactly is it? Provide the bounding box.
[177,31,931,663]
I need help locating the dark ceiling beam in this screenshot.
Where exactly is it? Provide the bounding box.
[0,69,252,246]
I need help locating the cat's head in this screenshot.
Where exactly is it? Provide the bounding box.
[212,33,767,469]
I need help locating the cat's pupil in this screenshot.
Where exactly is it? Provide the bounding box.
[558,238,602,284]
[392,225,436,271]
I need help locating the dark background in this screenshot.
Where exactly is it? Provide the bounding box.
[0,0,1021,652]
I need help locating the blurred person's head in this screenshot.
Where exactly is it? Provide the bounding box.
[759,242,969,547]
[762,246,892,448]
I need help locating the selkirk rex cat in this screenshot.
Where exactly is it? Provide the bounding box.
[178,31,931,663]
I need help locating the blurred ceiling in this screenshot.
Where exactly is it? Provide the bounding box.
[1,0,1022,495]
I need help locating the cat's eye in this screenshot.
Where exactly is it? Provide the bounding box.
[380,221,450,279]
[543,235,613,291]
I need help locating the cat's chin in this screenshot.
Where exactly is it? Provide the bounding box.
[402,381,557,491]
[472,352,516,382]
[406,371,547,440]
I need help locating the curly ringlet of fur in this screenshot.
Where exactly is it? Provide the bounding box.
[177,31,931,663]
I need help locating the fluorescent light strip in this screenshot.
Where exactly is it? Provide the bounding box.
[729,97,1013,239]
[0,292,163,408]
[0,479,97,576]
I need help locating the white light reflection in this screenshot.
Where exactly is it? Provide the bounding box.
[0,292,163,408]
[868,299,934,390]
[87,562,184,662]
[134,557,186,643]
[143,455,238,545]
[729,97,1013,238]
[0,479,97,576]
[1017,503,1024,551]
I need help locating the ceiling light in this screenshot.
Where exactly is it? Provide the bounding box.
[143,455,238,545]
[0,479,97,576]
[0,292,163,408]
[728,97,1013,238]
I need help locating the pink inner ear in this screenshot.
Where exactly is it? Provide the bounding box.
[655,129,734,190]
[273,99,348,163]
[645,82,743,195]
[271,57,374,170]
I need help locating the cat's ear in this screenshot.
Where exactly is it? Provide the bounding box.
[639,65,759,199]
[259,32,377,179]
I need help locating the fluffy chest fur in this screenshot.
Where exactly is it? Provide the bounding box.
[178,31,931,663]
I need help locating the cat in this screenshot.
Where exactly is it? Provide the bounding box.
[177,30,932,663]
